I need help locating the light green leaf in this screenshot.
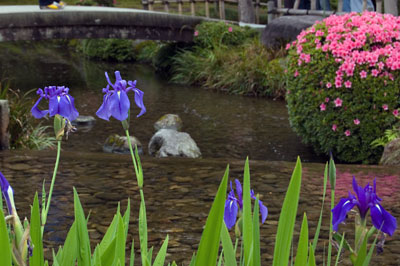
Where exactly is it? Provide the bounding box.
[92,245,102,266]
[195,165,229,266]
[30,192,44,266]
[60,222,78,266]
[115,214,126,266]
[139,189,149,266]
[272,157,302,266]
[135,146,143,188]
[307,243,316,266]
[0,208,12,266]
[329,156,336,190]
[147,246,153,264]
[217,250,223,266]
[252,194,261,266]
[73,188,91,266]
[294,213,308,266]
[99,213,119,255]
[220,223,237,266]
[312,162,328,252]
[189,253,196,266]
[100,238,116,266]
[242,157,253,265]
[362,231,379,266]
[123,199,130,238]
[334,232,345,266]
[52,249,60,266]
[129,239,135,266]
[153,235,169,266]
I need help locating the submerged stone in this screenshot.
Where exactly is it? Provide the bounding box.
[154,114,183,131]
[103,134,143,155]
[148,129,201,158]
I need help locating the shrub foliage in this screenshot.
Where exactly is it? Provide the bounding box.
[286,12,400,163]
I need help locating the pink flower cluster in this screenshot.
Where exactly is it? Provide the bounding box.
[293,12,400,88]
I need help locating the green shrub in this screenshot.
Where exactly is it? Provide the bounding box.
[193,21,259,49]
[152,42,192,74]
[134,40,162,64]
[286,12,400,163]
[171,39,286,97]
[80,39,135,62]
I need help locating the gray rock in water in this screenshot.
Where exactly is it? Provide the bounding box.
[261,15,323,48]
[148,129,201,158]
[71,115,96,126]
[380,138,400,165]
[103,134,143,155]
[154,114,183,131]
[71,115,96,132]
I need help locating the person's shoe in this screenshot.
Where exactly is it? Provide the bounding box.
[39,1,63,9]
[57,1,66,7]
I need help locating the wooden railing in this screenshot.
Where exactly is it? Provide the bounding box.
[141,0,267,23]
[141,0,385,24]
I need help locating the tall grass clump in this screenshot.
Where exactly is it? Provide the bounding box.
[0,81,55,150]
[170,22,287,98]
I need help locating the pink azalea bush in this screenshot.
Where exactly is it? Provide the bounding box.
[286,11,400,163]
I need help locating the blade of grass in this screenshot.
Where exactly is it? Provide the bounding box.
[312,162,328,251]
[30,192,44,266]
[294,213,308,266]
[220,223,237,266]
[139,189,149,266]
[0,208,12,266]
[252,194,261,266]
[334,232,345,266]
[308,243,316,266]
[130,239,135,266]
[73,188,91,266]
[153,235,169,266]
[195,165,229,266]
[242,157,253,265]
[272,157,302,266]
[327,157,336,266]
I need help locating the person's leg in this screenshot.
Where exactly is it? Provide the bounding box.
[384,0,398,15]
[284,0,295,8]
[317,0,330,10]
[342,0,351,11]
[39,0,54,6]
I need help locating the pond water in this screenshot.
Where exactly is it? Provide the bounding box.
[0,41,399,265]
[0,41,323,162]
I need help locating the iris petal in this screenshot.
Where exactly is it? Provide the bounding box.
[96,93,112,121]
[332,197,356,231]
[31,96,49,119]
[110,90,130,121]
[235,179,243,209]
[48,96,60,117]
[370,203,397,236]
[133,88,146,117]
[0,171,13,214]
[224,198,238,229]
[259,200,268,224]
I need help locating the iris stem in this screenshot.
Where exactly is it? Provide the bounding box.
[42,140,61,234]
[125,130,141,188]
[327,188,335,266]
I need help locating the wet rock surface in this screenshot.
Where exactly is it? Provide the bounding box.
[103,134,143,155]
[1,150,399,265]
[148,129,201,158]
[154,114,183,131]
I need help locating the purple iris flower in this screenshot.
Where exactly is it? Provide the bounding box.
[0,171,15,215]
[332,177,397,236]
[96,71,146,121]
[224,179,268,229]
[31,86,79,122]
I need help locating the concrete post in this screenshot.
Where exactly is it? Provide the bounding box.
[268,0,276,24]
[0,100,10,150]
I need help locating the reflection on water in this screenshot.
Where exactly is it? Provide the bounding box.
[0,41,324,162]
